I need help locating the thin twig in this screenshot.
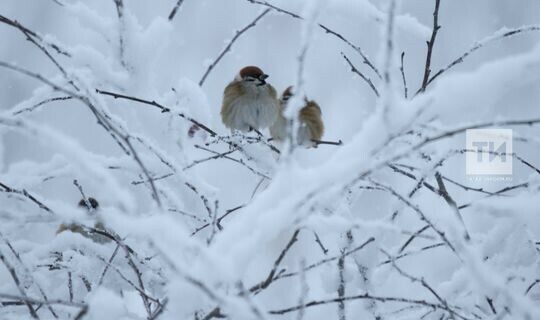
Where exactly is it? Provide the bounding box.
[413,118,540,151]
[379,243,445,266]
[371,180,457,254]
[0,181,54,214]
[97,244,121,286]
[0,293,85,309]
[95,254,161,307]
[398,225,429,254]
[194,145,270,179]
[382,249,468,320]
[0,14,77,90]
[207,200,220,244]
[68,272,73,302]
[112,0,128,69]
[419,0,441,93]
[149,298,168,320]
[0,233,58,318]
[277,237,375,281]
[185,182,213,219]
[458,182,529,210]
[312,139,343,146]
[249,229,301,293]
[73,179,92,212]
[191,204,246,236]
[337,231,353,320]
[525,279,540,295]
[13,96,73,115]
[269,293,447,315]
[400,51,408,98]
[199,8,271,86]
[382,0,397,93]
[168,0,186,21]
[435,172,471,241]
[296,260,308,320]
[424,24,540,92]
[96,89,217,137]
[0,249,40,318]
[311,230,328,255]
[341,52,379,97]
[0,15,70,58]
[183,148,240,170]
[246,0,381,79]
[0,62,163,208]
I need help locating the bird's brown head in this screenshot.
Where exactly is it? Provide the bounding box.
[281,86,294,102]
[281,86,311,107]
[238,66,269,86]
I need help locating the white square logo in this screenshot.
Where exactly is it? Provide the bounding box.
[466,129,512,175]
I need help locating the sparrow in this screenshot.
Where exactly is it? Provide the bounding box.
[57,197,111,244]
[221,66,279,132]
[270,86,324,147]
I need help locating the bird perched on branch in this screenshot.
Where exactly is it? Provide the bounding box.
[270,86,324,147]
[57,197,111,244]
[221,66,279,132]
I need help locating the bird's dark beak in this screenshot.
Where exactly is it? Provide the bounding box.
[257,74,268,86]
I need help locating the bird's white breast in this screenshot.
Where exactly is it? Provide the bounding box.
[229,83,278,131]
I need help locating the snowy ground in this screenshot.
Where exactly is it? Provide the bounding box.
[1,0,540,319]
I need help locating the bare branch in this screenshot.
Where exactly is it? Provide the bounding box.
[269,293,447,315]
[435,172,471,241]
[419,0,442,93]
[382,0,397,90]
[411,118,540,152]
[246,0,381,79]
[0,249,40,318]
[184,148,241,170]
[249,229,300,293]
[0,181,54,214]
[311,230,328,255]
[199,9,271,86]
[0,62,163,207]
[371,180,457,254]
[12,96,73,116]
[382,249,468,320]
[312,139,344,146]
[400,51,408,99]
[0,233,59,318]
[277,237,375,281]
[0,14,70,57]
[525,279,540,295]
[0,293,85,309]
[0,14,78,90]
[194,145,271,179]
[341,52,379,97]
[424,24,540,91]
[112,0,128,69]
[97,244,121,286]
[337,231,353,320]
[379,243,446,266]
[168,0,186,21]
[398,225,429,254]
[96,89,218,137]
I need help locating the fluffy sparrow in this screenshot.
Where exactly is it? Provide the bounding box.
[57,197,111,244]
[270,86,324,147]
[221,66,279,132]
